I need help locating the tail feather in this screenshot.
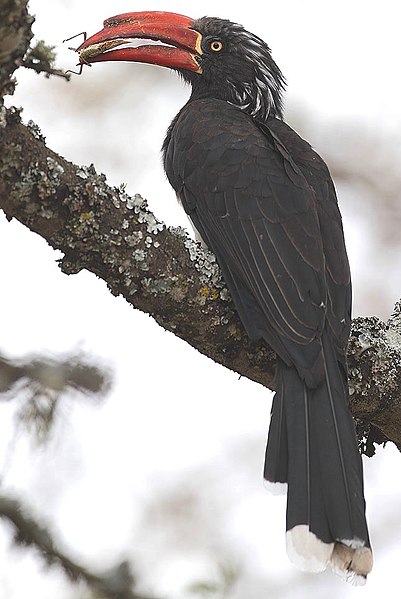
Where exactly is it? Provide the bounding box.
[264,336,372,582]
[263,375,288,487]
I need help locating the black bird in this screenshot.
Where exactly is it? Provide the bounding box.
[76,11,373,582]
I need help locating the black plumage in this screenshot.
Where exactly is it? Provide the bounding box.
[162,17,372,582]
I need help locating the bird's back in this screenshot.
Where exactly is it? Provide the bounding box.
[163,98,351,385]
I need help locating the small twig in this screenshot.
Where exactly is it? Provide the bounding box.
[21,57,71,80]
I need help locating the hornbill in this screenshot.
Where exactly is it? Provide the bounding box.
[74,11,373,583]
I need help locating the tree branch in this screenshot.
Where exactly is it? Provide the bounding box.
[0,0,33,99]
[0,108,276,381]
[0,350,111,443]
[1,108,401,449]
[0,494,152,599]
[0,351,110,396]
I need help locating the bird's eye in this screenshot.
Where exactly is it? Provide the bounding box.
[210,39,223,52]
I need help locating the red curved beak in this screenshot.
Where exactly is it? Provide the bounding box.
[76,11,202,73]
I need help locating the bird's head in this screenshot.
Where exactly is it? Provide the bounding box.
[76,11,285,121]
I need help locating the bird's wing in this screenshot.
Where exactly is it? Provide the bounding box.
[164,99,345,383]
[264,118,352,357]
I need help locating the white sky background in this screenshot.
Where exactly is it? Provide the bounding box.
[1,0,401,597]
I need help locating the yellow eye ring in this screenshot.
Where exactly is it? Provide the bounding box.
[210,40,223,52]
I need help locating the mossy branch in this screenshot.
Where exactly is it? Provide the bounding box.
[1,108,401,450]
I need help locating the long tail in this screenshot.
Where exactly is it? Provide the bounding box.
[264,335,373,584]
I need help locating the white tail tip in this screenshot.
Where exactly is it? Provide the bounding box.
[286,525,334,573]
[286,527,373,583]
[263,480,288,495]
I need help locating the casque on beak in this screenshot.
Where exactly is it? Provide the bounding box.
[75,11,203,73]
